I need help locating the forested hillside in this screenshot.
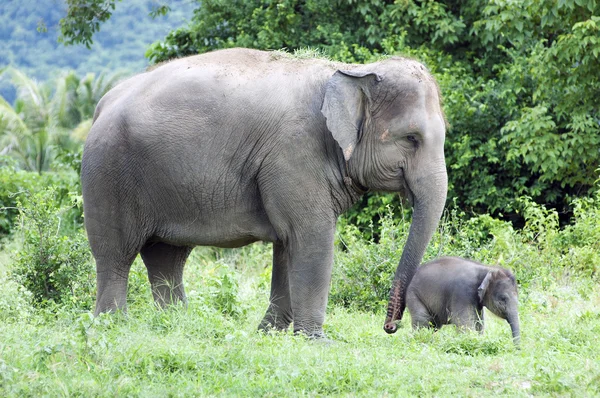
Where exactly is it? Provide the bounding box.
[0,0,192,103]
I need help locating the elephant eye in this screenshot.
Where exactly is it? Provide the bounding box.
[406,134,419,147]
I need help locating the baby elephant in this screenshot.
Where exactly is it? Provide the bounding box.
[406,256,520,344]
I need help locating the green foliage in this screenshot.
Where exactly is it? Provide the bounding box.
[342,193,405,241]
[331,206,407,312]
[194,245,274,317]
[10,188,93,309]
[199,259,246,319]
[469,0,600,209]
[58,0,178,48]
[0,174,598,396]
[145,0,483,63]
[1,240,599,395]
[44,0,600,223]
[59,0,121,48]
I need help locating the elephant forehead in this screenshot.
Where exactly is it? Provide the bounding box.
[379,57,431,79]
[380,77,442,116]
[386,101,443,136]
[494,279,519,294]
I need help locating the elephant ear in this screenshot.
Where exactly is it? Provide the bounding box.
[321,70,382,161]
[477,271,494,304]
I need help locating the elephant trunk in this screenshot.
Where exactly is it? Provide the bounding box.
[383,168,447,334]
[508,312,521,346]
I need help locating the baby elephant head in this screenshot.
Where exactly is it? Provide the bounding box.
[478,269,520,345]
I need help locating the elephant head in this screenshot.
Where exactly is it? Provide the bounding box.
[321,58,448,334]
[478,269,521,344]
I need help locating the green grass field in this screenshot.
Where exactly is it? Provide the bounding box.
[1,241,599,397]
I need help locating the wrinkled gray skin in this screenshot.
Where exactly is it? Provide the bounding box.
[406,257,520,344]
[81,48,447,337]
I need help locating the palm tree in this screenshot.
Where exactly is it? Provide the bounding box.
[0,68,122,173]
[0,68,56,173]
[54,70,124,142]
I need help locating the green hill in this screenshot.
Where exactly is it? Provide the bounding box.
[0,0,193,103]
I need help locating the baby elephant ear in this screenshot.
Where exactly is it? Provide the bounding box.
[478,271,494,303]
[321,70,382,161]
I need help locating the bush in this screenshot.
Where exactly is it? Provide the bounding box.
[203,260,245,318]
[185,249,253,319]
[10,188,94,310]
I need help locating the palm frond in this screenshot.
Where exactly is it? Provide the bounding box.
[0,95,29,136]
[5,68,51,133]
[52,71,81,128]
[7,68,49,111]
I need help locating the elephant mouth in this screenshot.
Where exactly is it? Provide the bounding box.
[397,167,414,206]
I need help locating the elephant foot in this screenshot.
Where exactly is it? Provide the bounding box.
[258,317,291,333]
[258,306,293,333]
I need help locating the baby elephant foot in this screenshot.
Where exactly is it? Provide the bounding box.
[293,329,334,345]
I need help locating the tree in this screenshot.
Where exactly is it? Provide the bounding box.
[59,0,171,48]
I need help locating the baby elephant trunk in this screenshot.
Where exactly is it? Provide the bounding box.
[507,312,521,345]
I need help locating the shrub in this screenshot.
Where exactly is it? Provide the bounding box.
[204,260,245,318]
[331,206,407,312]
[341,193,405,241]
[555,189,600,278]
[0,162,80,237]
[10,187,94,310]
[0,271,32,322]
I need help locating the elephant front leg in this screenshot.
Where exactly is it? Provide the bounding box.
[259,241,293,332]
[286,227,336,338]
[451,307,481,333]
[475,309,484,333]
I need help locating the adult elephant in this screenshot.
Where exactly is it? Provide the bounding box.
[81,48,447,337]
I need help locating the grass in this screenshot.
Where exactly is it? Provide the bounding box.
[1,242,599,397]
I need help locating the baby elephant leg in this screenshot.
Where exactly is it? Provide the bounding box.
[475,309,484,333]
[451,307,482,332]
[407,293,435,329]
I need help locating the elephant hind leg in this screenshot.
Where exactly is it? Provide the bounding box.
[258,242,293,332]
[91,232,143,316]
[94,253,138,316]
[406,291,435,329]
[140,242,192,308]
